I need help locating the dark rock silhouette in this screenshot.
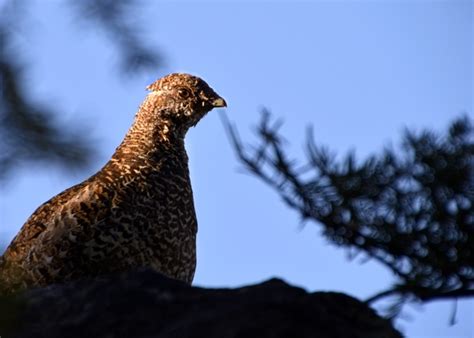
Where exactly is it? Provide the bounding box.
[3,269,402,338]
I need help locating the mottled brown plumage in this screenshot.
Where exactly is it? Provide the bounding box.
[0,73,226,293]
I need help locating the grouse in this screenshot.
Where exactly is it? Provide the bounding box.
[0,73,226,293]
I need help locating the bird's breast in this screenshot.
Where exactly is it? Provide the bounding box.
[104,152,197,283]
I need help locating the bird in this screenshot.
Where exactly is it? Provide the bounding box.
[0,73,226,293]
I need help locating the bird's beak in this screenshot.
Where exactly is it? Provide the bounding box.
[211,97,227,108]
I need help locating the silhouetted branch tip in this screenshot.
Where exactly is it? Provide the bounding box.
[224,110,474,317]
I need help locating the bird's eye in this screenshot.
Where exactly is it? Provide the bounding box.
[178,88,191,99]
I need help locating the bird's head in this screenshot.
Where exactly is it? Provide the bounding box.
[146,73,226,130]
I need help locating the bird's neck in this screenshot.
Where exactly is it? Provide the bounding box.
[109,96,187,169]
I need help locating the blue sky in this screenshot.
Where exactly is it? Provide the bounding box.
[1,1,472,337]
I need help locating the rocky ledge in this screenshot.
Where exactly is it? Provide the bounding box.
[0,269,402,338]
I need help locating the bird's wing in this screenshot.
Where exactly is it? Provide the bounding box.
[0,179,110,291]
[1,178,109,265]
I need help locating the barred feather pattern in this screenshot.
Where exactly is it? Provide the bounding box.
[0,73,226,293]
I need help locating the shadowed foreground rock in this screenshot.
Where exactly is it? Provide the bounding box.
[4,269,402,338]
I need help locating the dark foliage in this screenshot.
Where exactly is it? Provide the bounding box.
[223,110,474,316]
[0,29,92,182]
[0,0,163,183]
[72,0,163,74]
